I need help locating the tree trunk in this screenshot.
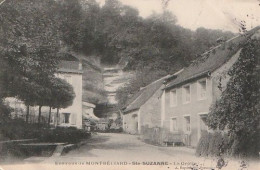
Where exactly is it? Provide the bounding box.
[26,105,30,123]
[38,106,42,125]
[48,106,52,127]
[55,108,59,127]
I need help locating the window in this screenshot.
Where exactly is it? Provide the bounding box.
[183,85,191,103]
[170,90,177,107]
[63,113,70,124]
[170,118,178,132]
[198,79,207,100]
[184,116,191,132]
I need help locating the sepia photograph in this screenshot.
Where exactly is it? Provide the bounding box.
[0,0,259,169]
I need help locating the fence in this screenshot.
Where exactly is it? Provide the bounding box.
[140,126,183,146]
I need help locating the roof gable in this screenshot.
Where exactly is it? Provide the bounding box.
[123,75,170,113]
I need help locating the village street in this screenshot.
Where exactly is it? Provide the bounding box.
[1,133,259,170]
[43,133,259,169]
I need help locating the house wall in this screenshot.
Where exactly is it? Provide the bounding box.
[162,49,242,147]
[139,86,163,130]
[123,110,139,134]
[163,77,213,147]
[56,72,83,129]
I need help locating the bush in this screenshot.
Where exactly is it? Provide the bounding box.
[196,131,231,157]
[39,127,91,144]
[196,131,211,156]
[0,119,42,140]
[208,132,226,156]
[0,119,91,144]
[196,131,260,158]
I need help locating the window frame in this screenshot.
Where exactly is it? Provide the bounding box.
[183,115,191,133]
[63,113,70,124]
[170,89,177,107]
[197,78,207,100]
[170,117,178,132]
[182,84,191,104]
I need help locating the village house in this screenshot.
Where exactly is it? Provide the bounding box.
[4,55,84,129]
[161,27,260,147]
[54,58,83,129]
[122,75,171,134]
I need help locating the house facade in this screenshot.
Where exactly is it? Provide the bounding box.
[122,76,170,134]
[161,27,260,147]
[55,60,83,129]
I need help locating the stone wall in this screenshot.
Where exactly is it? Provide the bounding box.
[123,110,139,134]
[139,86,163,129]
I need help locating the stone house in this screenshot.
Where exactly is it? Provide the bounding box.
[122,75,171,134]
[161,27,260,147]
[54,59,83,129]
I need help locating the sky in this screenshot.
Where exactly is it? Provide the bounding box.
[96,0,260,33]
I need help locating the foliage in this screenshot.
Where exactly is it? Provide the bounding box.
[49,77,75,109]
[0,119,90,143]
[207,38,260,157]
[0,0,75,118]
[56,0,86,51]
[196,131,230,157]
[0,0,236,107]
[0,119,42,140]
[50,0,235,105]
[39,127,91,144]
[0,0,60,101]
[0,100,12,125]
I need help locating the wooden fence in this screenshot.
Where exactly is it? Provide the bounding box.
[140,126,183,146]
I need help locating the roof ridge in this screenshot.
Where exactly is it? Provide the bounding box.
[164,26,260,90]
[141,74,171,90]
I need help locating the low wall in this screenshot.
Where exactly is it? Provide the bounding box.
[0,139,38,159]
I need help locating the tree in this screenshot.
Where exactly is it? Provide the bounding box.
[50,77,75,127]
[0,0,62,99]
[207,38,260,156]
[56,0,86,51]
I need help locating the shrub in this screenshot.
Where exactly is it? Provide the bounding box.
[196,132,231,157]
[0,119,91,144]
[39,127,91,144]
[196,131,211,156]
[0,119,42,140]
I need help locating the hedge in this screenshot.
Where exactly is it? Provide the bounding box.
[196,131,260,157]
[0,119,91,144]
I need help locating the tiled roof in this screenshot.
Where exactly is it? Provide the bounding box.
[165,26,260,90]
[123,75,170,114]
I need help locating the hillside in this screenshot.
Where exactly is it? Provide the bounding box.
[69,53,107,104]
